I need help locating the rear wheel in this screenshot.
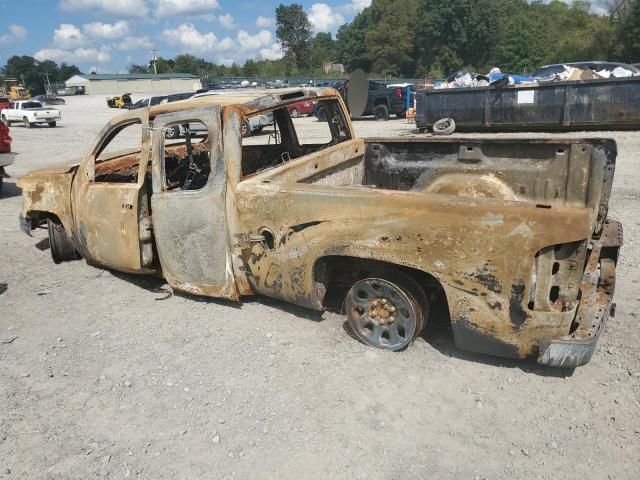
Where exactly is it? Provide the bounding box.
[374,104,390,121]
[23,117,32,128]
[290,107,301,118]
[345,272,428,351]
[48,121,57,128]
[47,220,79,264]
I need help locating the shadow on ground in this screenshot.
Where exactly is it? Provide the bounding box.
[0,180,20,199]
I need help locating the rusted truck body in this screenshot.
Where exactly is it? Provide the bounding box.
[18,88,622,367]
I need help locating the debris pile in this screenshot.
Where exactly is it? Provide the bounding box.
[435,64,639,89]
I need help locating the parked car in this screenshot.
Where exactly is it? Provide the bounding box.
[0,120,14,192]
[0,96,10,112]
[33,95,66,105]
[17,87,622,367]
[1,100,61,128]
[287,99,314,118]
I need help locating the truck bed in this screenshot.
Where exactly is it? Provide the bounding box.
[300,137,615,234]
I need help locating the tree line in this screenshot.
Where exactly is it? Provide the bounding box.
[131,0,640,79]
[3,0,639,90]
[1,56,81,95]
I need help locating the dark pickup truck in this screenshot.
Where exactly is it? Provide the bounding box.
[315,80,410,121]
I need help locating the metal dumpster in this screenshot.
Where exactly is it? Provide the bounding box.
[415,76,640,132]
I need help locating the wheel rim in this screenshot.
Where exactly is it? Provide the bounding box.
[166,126,177,138]
[346,278,419,350]
[291,108,300,118]
[241,122,248,137]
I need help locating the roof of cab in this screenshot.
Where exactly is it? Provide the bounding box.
[147,87,339,117]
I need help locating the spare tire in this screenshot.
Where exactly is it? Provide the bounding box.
[433,118,456,135]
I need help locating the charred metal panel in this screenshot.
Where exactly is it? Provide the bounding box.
[150,107,238,300]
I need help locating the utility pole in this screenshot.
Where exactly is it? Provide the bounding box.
[151,49,158,75]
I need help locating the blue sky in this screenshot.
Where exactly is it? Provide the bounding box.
[0,0,371,73]
[0,0,608,74]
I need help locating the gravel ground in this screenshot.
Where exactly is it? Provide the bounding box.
[1,94,639,479]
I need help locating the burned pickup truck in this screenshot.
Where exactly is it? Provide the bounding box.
[18,88,622,367]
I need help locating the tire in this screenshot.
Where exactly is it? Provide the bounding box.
[345,271,428,351]
[47,220,79,264]
[374,104,390,121]
[48,121,57,128]
[290,107,301,118]
[1,115,7,125]
[23,117,32,128]
[241,120,252,138]
[433,117,456,135]
[0,176,3,193]
[165,125,181,139]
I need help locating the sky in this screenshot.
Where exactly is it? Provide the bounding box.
[0,0,372,74]
[0,0,609,75]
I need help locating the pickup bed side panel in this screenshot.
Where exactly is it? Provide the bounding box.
[236,182,592,358]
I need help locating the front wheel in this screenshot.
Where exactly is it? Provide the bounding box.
[48,220,79,264]
[345,272,428,351]
[48,121,57,128]
[290,107,300,118]
[164,125,181,139]
[23,117,32,128]
[241,120,252,138]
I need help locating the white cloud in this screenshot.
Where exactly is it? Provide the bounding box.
[217,37,236,51]
[59,0,148,17]
[256,16,275,28]
[218,14,235,30]
[236,29,273,52]
[350,0,371,13]
[116,36,152,50]
[35,46,112,64]
[161,23,282,64]
[259,43,283,61]
[53,24,86,49]
[156,0,219,17]
[308,3,345,32]
[0,24,27,44]
[9,24,27,40]
[83,21,129,39]
[162,23,217,53]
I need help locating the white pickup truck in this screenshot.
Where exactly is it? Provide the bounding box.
[0,100,61,128]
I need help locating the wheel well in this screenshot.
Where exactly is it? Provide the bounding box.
[314,256,450,326]
[373,98,389,107]
[27,210,61,228]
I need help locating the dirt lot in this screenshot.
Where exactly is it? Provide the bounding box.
[1,94,639,479]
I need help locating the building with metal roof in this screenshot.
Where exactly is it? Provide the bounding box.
[65,73,201,95]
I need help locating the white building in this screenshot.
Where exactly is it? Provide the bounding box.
[65,73,201,95]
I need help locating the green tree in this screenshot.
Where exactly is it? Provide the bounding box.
[58,63,81,81]
[365,0,418,76]
[309,32,338,71]
[275,3,312,71]
[617,0,640,61]
[336,8,374,72]
[242,59,260,76]
[128,64,148,74]
[414,0,506,75]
